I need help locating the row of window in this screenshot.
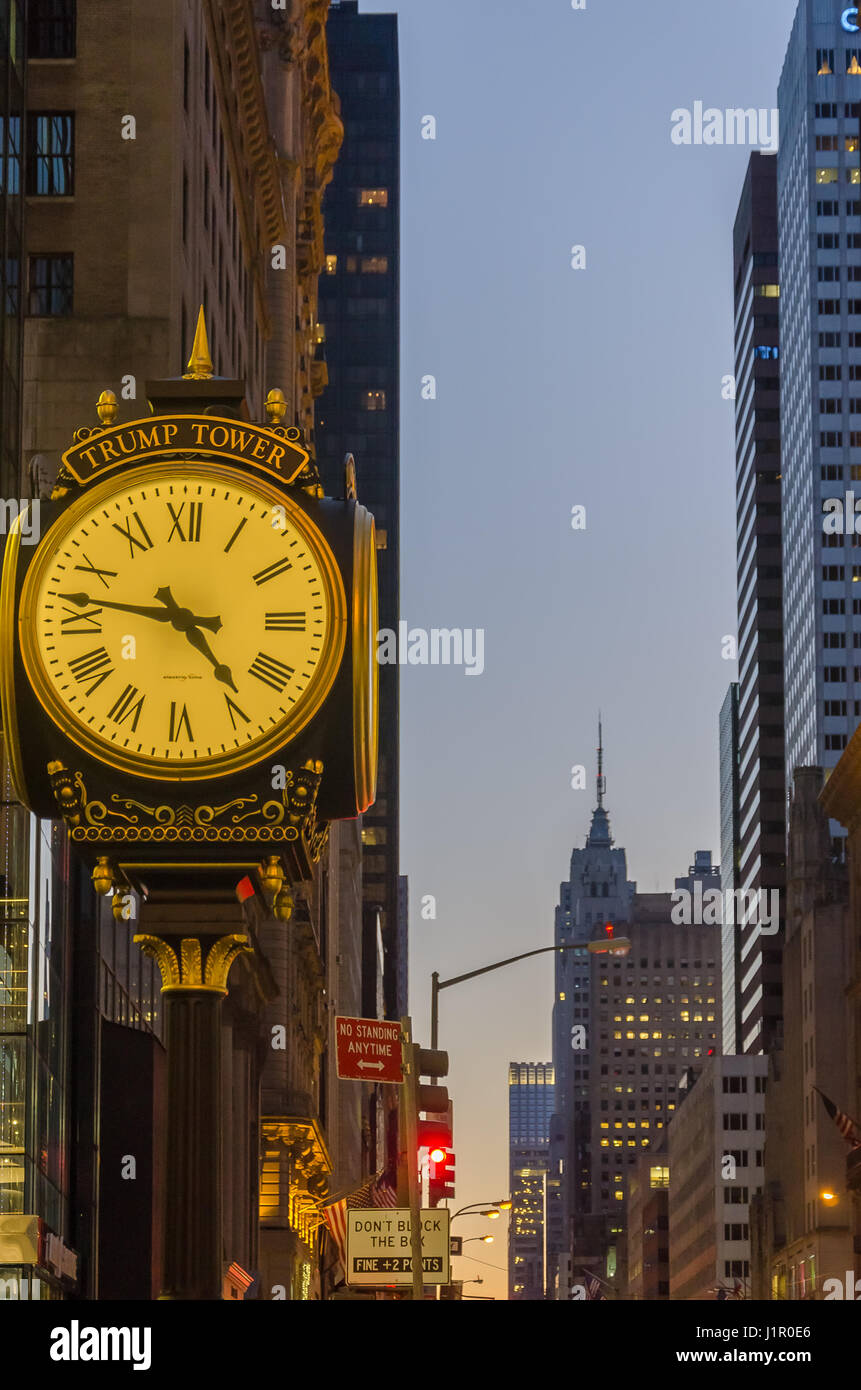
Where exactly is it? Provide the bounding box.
[822,598,861,613]
[816,199,861,216]
[722,1075,767,1093]
[815,168,861,185]
[816,298,861,313]
[822,666,861,680]
[816,48,861,75]
[815,102,861,117]
[819,431,861,447]
[816,134,861,151]
[325,254,389,274]
[817,266,861,280]
[818,330,861,345]
[819,364,861,379]
[724,1113,766,1130]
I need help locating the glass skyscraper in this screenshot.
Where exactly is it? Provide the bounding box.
[778,0,861,839]
[508,1062,555,1301]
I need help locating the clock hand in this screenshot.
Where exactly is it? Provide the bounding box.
[152,587,237,690]
[181,625,239,692]
[58,590,223,633]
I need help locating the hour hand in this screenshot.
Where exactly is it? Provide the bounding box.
[153,586,222,634]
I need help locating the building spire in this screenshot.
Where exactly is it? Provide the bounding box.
[597,712,605,808]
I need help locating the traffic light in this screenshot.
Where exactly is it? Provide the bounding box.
[414,1047,453,1202]
[428,1147,455,1205]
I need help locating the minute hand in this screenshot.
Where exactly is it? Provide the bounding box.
[57,591,223,633]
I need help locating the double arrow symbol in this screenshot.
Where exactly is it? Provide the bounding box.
[358,1060,385,1071]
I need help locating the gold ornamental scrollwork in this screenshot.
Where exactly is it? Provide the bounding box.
[47,759,329,862]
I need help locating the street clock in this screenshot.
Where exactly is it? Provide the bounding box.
[1,316,378,889]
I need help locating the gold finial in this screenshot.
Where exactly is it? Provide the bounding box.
[265,387,287,424]
[92,856,115,896]
[183,305,213,380]
[96,389,119,426]
[259,854,285,899]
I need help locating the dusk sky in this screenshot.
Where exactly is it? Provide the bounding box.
[361,0,799,1296]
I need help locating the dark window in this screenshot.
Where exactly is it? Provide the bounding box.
[0,115,22,195]
[5,255,19,315]
[27,0,76,59]
[26,113,74,195]
[28,254,73,315]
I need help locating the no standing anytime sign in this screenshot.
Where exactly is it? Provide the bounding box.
[335,1015,404,1084]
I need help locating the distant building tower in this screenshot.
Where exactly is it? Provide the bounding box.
[318,1,403,1019]
[777,0,861,844]
[719,684,742,1054]
[508,1063,555,1300]
[730,149,786,1057]
[549,724,636,1290]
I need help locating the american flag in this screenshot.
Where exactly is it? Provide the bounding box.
[584,1273,607,1301]
[322,1172,399,1268]
[715,1280,745,1301]
[814,1087,861,1147]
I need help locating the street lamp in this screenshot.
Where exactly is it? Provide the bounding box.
[451,1199,510,1221]
[462,1235,494,1246]
[431,938,631,1046]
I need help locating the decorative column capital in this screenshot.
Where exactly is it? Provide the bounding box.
[135,932,253,994]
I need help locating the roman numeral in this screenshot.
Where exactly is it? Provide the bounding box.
[68,646,113,696]
[252,556,292,586]
[60,604,103,635]
[248,651,294,692]
[73,553,117,589]
[167,501,203,543]
[108,684,145,732]
[112,511,154,557]
[224,517,247,553]
[264,611,306,632]
[224,694,251,729]
[168,701,194,742]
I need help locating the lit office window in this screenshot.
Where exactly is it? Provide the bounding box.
[756,284,780,297]
[849,51,861,75]
[358,188,388,207]
[847,136,861,152]
[850,168,861,184]
[817,49,834,75]
[325,254,337,273]
[363,390,387,411]
[361,256,388,273]
[816,167,839,183]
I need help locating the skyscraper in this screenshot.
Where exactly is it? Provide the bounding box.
[508,1062,555,1300]
[549,728,635,1288]
[318,0,402,1019]
[719,683,742,1053]
[777,0,861,839]
[730,151,786,1058]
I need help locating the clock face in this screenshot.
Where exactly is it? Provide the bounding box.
[19,462,347,780]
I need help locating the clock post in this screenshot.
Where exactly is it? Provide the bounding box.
[1,311,379,1299]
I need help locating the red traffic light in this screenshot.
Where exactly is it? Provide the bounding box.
[429,1148,455,1206]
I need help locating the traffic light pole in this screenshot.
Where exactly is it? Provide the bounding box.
[431,942,612,1048]
[401,1016,425,1301]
